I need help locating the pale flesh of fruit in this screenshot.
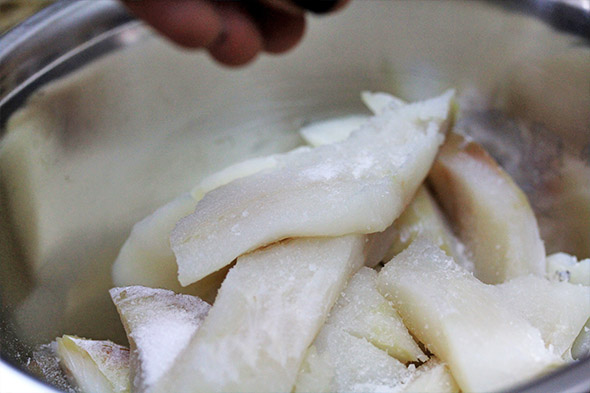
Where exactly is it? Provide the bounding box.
[361,91,405,115]
[428,132,546,284]
[171,90,454,286]
[56,335,130,393]
[304,328,411,393]
[151,235,369,393]
[299,91,404,148]
[546,252,590,286]
[299,115,369,147]
[377,238,560,392]
[111,193,197,295]
[325,267,425,363]
[109,286,210,393]
[496,275,590,357]
[383,185,471,272]
[293,345,333,393]
[112,155,279,299]
[400,359,459,393]
[294,267,422,392]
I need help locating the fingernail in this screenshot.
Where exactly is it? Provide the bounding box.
[290,0,339,14]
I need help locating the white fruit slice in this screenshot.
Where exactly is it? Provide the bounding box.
[383,185,472,272]
[401,359,459,393]
[307,328,411,393]
[294,266,423,392]
[171,90,455,286]
[361,91,405,115]
[112,193,196,294]
[377,238,560,393]
[299,115,369,147]
[293,346,333,393]
[56,335,130,393]
[109,286,210,393]
[152,235,370,393]
[328,267,425,363]
[189,155,279,201]
[429,132,546,284]
[496,275,590,357]
[112,154,278,299]
[299,92,405,148]
[546,252,590,286]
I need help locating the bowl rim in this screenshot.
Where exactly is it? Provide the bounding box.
[0,0,139,128]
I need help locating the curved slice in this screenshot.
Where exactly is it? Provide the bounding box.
[299,91,405,148]
[326,267,425,363]
[152,235,368,393]
[56,335,130,393]
[308,328,411,393]
[299,115,369,147]
[496,275,590,357]
[377,238,560,393]
[112,193,197,294]
[361,91,405,115]
[111,155,279,298]
[384,185,472,271]
[429,132,545,284]
[171,91,455,286]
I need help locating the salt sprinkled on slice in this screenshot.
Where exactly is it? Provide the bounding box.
[110,286,210,393]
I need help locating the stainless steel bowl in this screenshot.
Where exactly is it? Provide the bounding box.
[1,1,589,392]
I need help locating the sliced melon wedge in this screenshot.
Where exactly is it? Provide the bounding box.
[111,193,196,295]
[171,90,455,286]
[384,185,471,271]
[152,235,374,392]
[377,238,560,392]
[429,132,545,284]
[294,266,422,392]
[307,328,411,393]
[328,267,425,363]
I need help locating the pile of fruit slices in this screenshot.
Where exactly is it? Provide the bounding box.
[45,91,590,393]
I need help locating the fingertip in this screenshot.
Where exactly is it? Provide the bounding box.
[123,0,222,48]
[258,10,306,54]
[207,3,264,66]
[290,0,340,14]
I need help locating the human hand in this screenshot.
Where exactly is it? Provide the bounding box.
[122,0,349,66]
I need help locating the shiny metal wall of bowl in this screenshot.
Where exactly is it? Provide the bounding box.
[0,0,588,392]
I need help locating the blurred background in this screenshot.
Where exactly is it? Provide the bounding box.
[0,0,53,33]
